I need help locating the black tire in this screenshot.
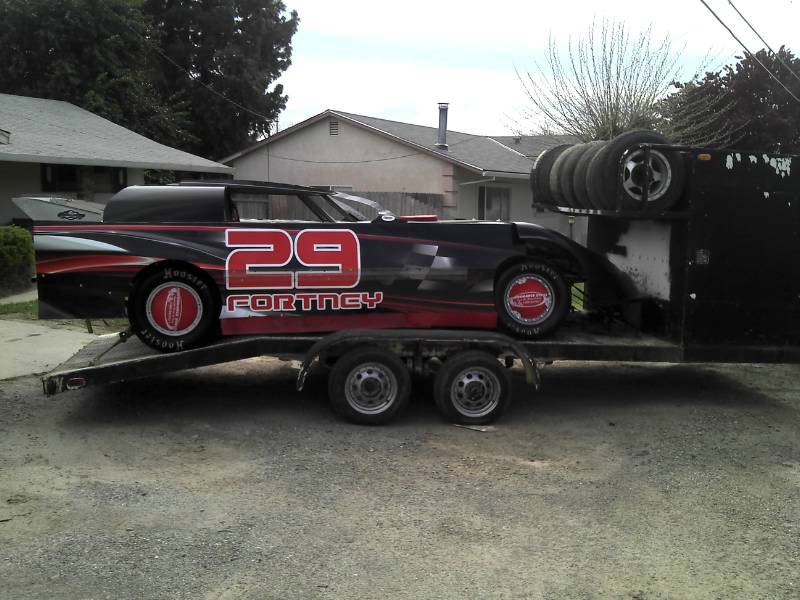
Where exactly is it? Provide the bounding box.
[556,143,592,208]
[531,144,572,207]
[434,350,511,425]
[549,144,581,207]
[586,130,685,212]
[327,347,411,425]
[572,140,606,209]
[129,265,219,352]
[495,261,569,338]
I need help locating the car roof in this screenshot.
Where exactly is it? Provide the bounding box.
[177,179,325,194]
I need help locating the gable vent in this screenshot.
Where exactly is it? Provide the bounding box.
[0,128,9,145]
[329,119,339,136]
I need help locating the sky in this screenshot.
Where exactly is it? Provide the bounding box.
[274,0,799,135]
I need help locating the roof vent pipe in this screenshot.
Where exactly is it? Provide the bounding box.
[436,103,449,149]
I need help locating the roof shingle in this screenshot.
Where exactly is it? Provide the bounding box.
[0,93,231,173]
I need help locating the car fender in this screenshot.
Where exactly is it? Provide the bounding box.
[513,222,638,306]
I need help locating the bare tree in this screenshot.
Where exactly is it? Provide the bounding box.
[517,19,737,145]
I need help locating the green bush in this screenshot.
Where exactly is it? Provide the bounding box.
[0,225,34,295]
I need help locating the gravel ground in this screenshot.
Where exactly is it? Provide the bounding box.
[0,358,798,599]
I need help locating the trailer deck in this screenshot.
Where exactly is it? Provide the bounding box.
[43,321,688,396]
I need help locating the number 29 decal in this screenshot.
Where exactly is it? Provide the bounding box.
[223,229,383,314]
[225,229,360,290]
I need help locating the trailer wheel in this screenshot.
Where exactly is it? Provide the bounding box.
[495,261,569,338]
[434,351,511,424]
[129,266,218,352]
[327,347,411,425]
[531,144,572,207]
[587,130,685,212]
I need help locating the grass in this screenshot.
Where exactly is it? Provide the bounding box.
[0,299,128,334]
[571,282,586,311]
[0,299,38,319]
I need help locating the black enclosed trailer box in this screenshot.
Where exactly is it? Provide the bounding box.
[561,146,799,363]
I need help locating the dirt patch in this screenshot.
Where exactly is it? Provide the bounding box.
[0,359,798,598]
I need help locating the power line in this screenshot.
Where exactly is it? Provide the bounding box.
[697,0,800,105]
[267,135,477,164]
[118,17,274,123]
[727,0,800,86]
[269,151,423,164]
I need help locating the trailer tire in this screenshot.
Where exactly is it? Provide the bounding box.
[495,261,569,338]
[587,130,685,212]
[129,266,218,352]
[573,140,606,209]
[434,351,511,424]
[531,144,572,207]
[327,347,410,425]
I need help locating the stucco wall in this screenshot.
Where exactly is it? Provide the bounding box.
[452,168,584,241]
[231,118,457,202]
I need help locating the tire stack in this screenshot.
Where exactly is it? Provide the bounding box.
[531,130,686,214]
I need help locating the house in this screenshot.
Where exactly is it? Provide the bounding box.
[0,93,232,224]
[221,105,580,238]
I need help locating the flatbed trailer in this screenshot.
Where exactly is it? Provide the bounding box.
[42,319,798,425]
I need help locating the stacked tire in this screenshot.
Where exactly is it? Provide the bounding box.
[531,130,685,214]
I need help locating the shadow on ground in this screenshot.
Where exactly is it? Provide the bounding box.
[62,359,781,429]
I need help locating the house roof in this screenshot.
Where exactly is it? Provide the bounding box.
[0,93,231,173]
[221,109,577,178]
[491,135,579,158]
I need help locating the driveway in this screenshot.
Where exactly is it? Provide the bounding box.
[0,359,798,599]
[0,320,96,380]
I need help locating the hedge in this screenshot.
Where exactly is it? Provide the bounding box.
[0,225,34,295]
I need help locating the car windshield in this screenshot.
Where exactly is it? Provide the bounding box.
[329,192,391,221]
[304,193,356,222]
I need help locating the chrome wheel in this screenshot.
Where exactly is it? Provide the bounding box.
[621,148,672,203]
[344,363,398,415]
[449,366,501,418]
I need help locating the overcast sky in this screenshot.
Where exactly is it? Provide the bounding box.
[274,0,799,135]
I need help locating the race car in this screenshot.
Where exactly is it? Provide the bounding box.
[29,181,634,352]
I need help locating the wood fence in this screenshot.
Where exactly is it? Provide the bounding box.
[351,191,445,218]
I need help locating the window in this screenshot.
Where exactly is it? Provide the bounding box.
[329,119,339,136]
[478,186,511,221]
[304,193,352,221]
[230,192,323,222]
[42,164,80,192]
[92,167,127,194]
[41,165,126,194]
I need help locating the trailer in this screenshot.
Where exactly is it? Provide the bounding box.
[40,143,800,424]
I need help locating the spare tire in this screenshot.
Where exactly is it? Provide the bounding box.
[549,144,582,207]
[586,130,685,212]
[572,140,606,209]
[555,143,593,208]
[531,144,571,207]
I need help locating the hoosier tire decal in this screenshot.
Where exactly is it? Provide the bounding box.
[145,282,204,336]
[504,275,555,325]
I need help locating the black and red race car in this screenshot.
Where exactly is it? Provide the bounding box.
[31,181,633,352]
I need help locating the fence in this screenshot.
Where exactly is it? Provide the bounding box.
[350,191,445,219]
